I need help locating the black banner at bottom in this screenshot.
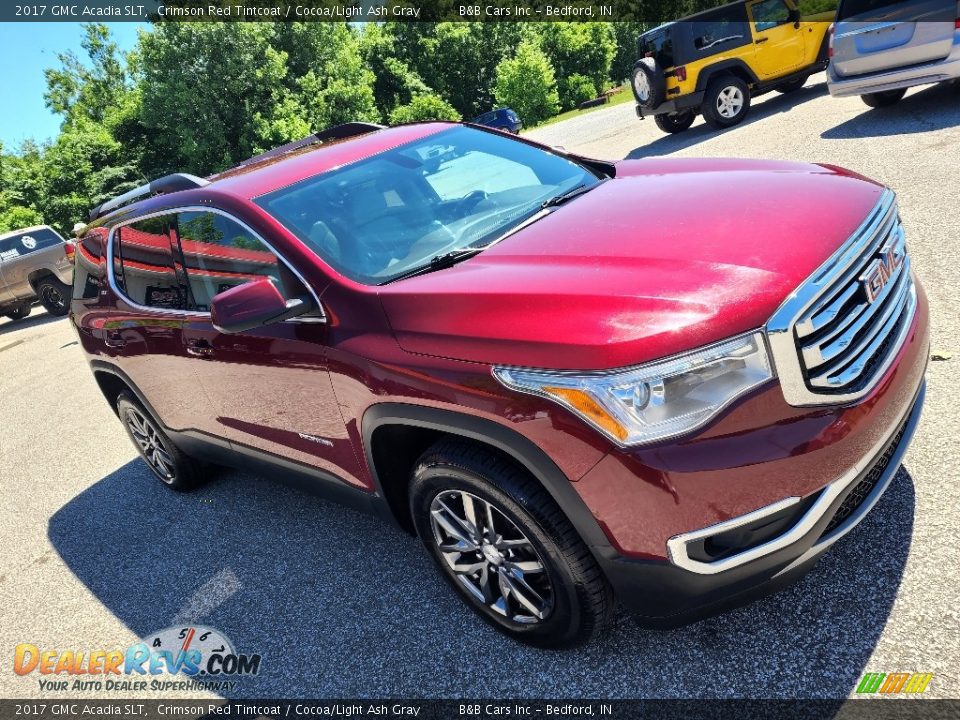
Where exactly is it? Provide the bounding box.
[2,700,960,720]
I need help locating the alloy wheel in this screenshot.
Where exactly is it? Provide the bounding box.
[126,407,176,483]
[429,489,554,624]
[716,86,744,118]
[42,285,66,313]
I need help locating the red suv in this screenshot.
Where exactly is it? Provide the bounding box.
[71,122,928,648]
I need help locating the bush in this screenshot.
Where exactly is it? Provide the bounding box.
[563,74,598,109]
[388,94,462,124]
[0,206,44,234]
[493,41,561,126]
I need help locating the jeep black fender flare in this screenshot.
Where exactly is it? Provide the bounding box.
[362,402,616,557]
[695,60,760,93]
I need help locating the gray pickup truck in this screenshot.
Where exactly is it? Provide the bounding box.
[0,225,74,321]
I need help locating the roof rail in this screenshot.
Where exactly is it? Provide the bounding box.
[230,121,386,171]
[89,173,209,221]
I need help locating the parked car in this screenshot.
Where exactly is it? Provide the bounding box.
[0,225,74,321]
[72,122,928,648]
[827,0,960,106]
[632,0,832,133]
[472,108,522,134]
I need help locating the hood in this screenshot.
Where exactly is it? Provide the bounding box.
[379,158,885,370]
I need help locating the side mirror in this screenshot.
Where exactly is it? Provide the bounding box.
[210,278,316,334]
[788,8,801,25]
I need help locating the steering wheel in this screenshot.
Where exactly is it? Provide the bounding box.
[456,190,489,215]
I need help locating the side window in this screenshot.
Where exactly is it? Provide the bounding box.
[751,0,791,30]
[174,211,283,313]
[692,7,750,52]
[114,217,186,310]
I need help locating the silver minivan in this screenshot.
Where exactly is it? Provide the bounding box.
[827,0,960,106]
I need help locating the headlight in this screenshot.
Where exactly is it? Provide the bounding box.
[492,331,774,446]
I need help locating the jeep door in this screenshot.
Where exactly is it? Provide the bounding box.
[172,208,367,490]
[831,0,955,78]
[748,0,807,77]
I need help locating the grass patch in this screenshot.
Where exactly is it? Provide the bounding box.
[525,84,634,131]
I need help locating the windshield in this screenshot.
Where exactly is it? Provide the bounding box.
[254,126,598,285]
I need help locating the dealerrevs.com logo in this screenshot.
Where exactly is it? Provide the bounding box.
[13,626,261,693]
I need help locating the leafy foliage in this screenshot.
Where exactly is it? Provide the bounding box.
[388,94,461,124]
[493,41,561,126]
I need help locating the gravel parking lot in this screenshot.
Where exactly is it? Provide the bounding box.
[1,73,958,700]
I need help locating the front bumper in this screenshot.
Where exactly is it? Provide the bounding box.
[827,40,960,97]
[596,378,925,624]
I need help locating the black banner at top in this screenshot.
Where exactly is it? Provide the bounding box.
[0,0,832,23]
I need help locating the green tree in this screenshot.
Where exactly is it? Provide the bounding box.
[388,94,461,124]
[137,24,309,176]
[493,41,560,126]
[0,206,44,233]
[359,24,432,119]
[565,74,598,108]
[43,23,129,127]
[530,24,616,110]
[610,22,650,83]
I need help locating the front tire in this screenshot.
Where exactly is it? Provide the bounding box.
[36,277,70,316]
[409,439,612,648]
[5,304,31,321]
[702,75,751,129]
[862,89,906,108]
[654,110,696,134]
[117,392,204,491]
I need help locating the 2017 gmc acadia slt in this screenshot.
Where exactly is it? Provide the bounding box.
[71,122,928,648]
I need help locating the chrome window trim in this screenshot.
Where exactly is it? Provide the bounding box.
[106,205,326,323]
[765,190,914,406]
[666,376,921,575]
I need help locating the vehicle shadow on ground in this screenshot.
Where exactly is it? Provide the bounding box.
[822,81,960,140]
[0,309,60,337]
[49,460,914,698]
[626,81,830,160]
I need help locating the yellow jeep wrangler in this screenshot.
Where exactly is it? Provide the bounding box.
[632,0,833,133]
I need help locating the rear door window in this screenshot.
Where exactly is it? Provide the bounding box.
[113,217,186,310]
[751,0,791,29]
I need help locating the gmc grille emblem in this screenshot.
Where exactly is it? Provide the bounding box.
[860,241,904,304]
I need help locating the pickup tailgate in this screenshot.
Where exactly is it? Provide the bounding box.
[832,0,956,78]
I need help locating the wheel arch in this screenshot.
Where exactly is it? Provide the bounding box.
[27,268,56,291]
[362,403,615,557]
[89,361,160,420]
[695,61,759,93]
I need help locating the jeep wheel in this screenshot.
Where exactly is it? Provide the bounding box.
[776,75,808,93]
[5,304,31,321]
[631,58,666,110]
[654,111,696,134]
[862,89,906,108]
[36,277,70,316]
[117,392,204,491]
[409,440,612,648]
[702,76,751,129]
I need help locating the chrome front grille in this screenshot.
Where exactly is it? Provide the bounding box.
[767,191,918,407]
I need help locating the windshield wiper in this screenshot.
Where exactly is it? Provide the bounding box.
[384,247,485,284]
[541,179,606,210]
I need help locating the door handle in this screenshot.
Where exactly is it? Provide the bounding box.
[104,331,126,349]
[185,339,214,357]
[755,37,769,43]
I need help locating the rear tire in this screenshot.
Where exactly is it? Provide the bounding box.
[36,277,70,316]
[409,439,612,648]
[702,75,751,129]
[5,304,31,321]
[654,110,696,134]
[776,75,808,93]
[117,392,204,491]
[861,89,906,108]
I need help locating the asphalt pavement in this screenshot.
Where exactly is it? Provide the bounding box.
[1,73,958,699]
